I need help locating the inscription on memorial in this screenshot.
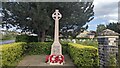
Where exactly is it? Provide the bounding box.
[53,46,60,54]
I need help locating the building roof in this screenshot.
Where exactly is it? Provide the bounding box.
[98,29,120,36]
[76,30,95,38]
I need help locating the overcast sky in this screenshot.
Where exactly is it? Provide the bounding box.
[88,0,119,31]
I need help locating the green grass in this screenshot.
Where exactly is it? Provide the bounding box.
[76,40,98,48]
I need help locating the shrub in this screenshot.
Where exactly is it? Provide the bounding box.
[61,42,68,55]
[15,35,29,42]
[68,43,99,67]
[15,35,38,42]
[1,42,27,67]
[26,42,52,55]
[26,42,68,55]
[28,36,38,42]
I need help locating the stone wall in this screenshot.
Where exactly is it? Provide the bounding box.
[97,29,119,68]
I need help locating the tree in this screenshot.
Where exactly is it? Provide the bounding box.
[2,2,94,41]
[59,2,94,38]
[107,22,120,34]
[96,24,106,35]
[2,2,53,42]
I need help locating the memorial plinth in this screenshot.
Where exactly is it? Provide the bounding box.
[46,9,64,65]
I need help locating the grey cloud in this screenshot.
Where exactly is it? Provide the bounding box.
[94,2,118,16]
[93,2,118,23]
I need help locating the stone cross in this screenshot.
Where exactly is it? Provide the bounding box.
[52,9,62,42]
[51,9,62,55]
[48,9,64,65]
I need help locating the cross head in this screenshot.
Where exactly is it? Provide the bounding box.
[52,9,62,20]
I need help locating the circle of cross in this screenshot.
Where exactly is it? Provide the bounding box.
[52,9,62,20]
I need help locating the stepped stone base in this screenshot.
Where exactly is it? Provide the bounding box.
[17,55,76,68]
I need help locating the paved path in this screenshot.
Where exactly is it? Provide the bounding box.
[0,40,15,45]
[17,55,76,68]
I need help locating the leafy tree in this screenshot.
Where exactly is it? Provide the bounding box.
[106,22,120,34]
[96,24,106,35]
[2,2,94,41]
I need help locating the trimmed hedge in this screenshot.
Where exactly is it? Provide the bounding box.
[15,35,38,42]
[26,42,68,55]
[1,42,99,67]
[1,42,27,67]
[68,43,99,67]
[26,42,52,55]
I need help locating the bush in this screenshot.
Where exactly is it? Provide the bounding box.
[26,42,68,55]
[61,42,68,54]
[15,35,38,42]
[68,43,99,67]
[26,42,52,55]
[1,42,27,67]
[15,35,29,42]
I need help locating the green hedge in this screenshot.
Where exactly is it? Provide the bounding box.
[15,35,38,42]
[61,42,68,55]
[68,43,99,67]
[26,42,52,55]
[1,42,99,67]
[26,42,68,55]
[1,42,27,67]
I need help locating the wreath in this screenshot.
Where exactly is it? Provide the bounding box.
[56,55,64,64]
[45,54,64,64]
